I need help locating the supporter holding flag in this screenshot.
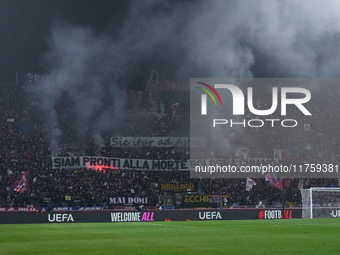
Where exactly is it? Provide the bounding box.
[265,172,282,190]
[156,200,164,211]
[11,171,29,194]
[245,178,256,191]
[284,148,299,165]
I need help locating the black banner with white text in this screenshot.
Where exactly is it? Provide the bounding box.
[0,209,302,224]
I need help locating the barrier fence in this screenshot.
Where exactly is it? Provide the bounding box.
[0,208,303,224]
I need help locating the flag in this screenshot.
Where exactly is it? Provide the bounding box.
[265,172,282,189]
[146,69,159,90]
[284,148,299,165]
[298,178,304,189]
[274,149,283,160]
[246,178,256,191]
[11,171,29,193]
[171,103,179,118]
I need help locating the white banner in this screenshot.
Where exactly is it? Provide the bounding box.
[274,149,283,160]
[110,137,205,147]
[52,156,188,171]
[52,156,280,171]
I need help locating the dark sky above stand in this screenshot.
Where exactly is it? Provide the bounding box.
[2,0,340,83]
[0,0,128,82]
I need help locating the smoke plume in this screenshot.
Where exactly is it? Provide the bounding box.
[34,0,340,149]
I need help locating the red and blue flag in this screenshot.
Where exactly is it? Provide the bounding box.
[265,172,282,189]
[284,148,299,165]
[11,171,29,193]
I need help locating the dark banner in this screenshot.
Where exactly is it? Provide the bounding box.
[329,209,340,218]
[108,197,150,206]
[159,80,189,91]
[180,195,214,208]
[0,209,302,224]
[0,207,39,212]
[16,72,47,84]
[159,183,195,192]
[313,208,340,218]
[16,71,84,86]
[257,209,301,220]
[42,207,104,212]
[110,137,204,148]
[165,194,175,210]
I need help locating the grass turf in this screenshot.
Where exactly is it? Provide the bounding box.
[0,218,339,255]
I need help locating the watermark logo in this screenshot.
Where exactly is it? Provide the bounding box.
[195,81,312,129]
[199,84,311,116]
[196,82,222,115]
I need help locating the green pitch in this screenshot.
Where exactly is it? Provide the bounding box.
[0,219,339,255]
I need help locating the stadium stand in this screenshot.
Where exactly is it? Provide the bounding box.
[0,81,339,209]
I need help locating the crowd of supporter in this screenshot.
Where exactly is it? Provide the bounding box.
[0,81,339,209]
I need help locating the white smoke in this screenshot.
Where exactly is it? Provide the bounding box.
[35,0,340,148]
